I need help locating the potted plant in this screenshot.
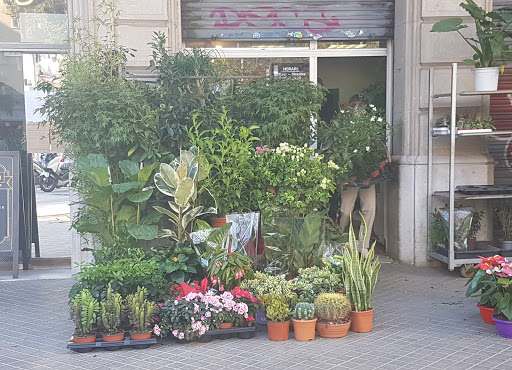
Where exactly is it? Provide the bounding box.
[292,266,342,303]
[100,283,125,342]
[342,216,381,332]
[262,294,292,341]
[465,256,502,325]
[126,287,157,340]
[314,293,351,338]
[187,108,260,225]
[496,201,512,251]
[70,289,99,343]
[467,210,484,251]
[431,0,512,91]
[204,246,255,292]
[292,302,317,341]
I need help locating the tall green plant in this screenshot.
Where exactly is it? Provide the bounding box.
[100,283,124,335]
[73,154,161,247]
[154,149,216,243]
[126,287,157,334]
[187,108,260,216]
[341,215,381,312]
[229,78,327,147]
[431,0,512,68]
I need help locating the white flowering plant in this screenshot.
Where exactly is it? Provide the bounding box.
[318,105,388,181]
[251,143,342,217]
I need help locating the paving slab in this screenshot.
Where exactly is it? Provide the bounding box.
[1,263,511,369]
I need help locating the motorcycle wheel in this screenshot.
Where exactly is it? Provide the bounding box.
[40,176,57,192]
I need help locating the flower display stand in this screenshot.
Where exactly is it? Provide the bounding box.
[67,335,158,353]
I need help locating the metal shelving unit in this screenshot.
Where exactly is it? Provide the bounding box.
[427,63,512,272]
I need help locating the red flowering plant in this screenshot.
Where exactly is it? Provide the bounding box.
[466,255,512,319]
[231,287,263,327]
[205,247,254,291]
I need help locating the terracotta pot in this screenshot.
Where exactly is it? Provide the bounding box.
[211,217,227,228]
[73,335,96,344]
[379,160,387,168]
[316,321,350,338]
[130,332,152,340]
[219,322,234,329]
[371,169,380,178]
[350,309,374,332]
[267,320,290,341]
[102,333,125,342]
[350,176,357,182]
[292,318,317,341]
[361,179,371,185]
[478,304,495,325]
[341,181,349,186]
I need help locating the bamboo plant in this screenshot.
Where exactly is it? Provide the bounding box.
[341,215,381,312]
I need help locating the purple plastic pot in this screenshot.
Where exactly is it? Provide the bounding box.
[493,317,512,338]
[255,309,267,325]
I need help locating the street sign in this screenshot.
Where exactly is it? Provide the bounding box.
[0,152,20,278]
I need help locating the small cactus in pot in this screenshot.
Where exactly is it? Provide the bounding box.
[70,289,99,343]
[100,284,125,341]
[126,286,157,340]
[292,302,317,341]
[314,293,351,338]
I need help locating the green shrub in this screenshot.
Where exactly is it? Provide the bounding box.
[239,272,293,298]
[264,295,291,322]
[293,267,342,303]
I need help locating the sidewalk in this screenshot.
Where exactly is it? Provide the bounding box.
[0,263,510,369]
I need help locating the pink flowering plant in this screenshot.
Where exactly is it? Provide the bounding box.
[231,287,262,327]
[466,255,512,320]
[205,247,254,291]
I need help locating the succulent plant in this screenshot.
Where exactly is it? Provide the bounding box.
[100,283,124,335]
[293,302,315,320]
[293,266,342,303]
[126,287,157,334]
[71,289,99,338]
[314,293,351,324]
[262,294,291,322]
[239,272,293,298]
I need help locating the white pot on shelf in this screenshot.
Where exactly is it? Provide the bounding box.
[473,67,500,91]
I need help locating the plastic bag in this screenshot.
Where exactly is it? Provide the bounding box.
[438,207,473,251]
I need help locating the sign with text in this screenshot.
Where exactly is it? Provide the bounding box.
[272,63,309,79]
[0,152,20,278]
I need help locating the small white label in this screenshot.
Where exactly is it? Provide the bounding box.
[4,52,22,57]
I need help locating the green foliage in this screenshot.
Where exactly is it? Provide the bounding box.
[91,245,146,266]
[229,78,327,147]
[318,105,388,180]
[187,108,260,215]
[323,255,345,278]
[293,302,315,320]
[265,212,326,277]
[70,289,99,337]
[468,210,485,240]
[126,287,157,334]
[239,272,294,298]
[293,267,342,303]
[251,144,339,217]
[204,247,255,291]
[2,0,67,18]
[148,32,225,155]
[431,0,512,67]
[73,154,161,247]
[100,284,124,335]
[314,293,351,323]
[341,216,381,312]
[154,149,216,243]
[456,115,495,130]
[71,259,169,302]
[466,268,498,308]
[430,209,449,248]
[263,294,291,322]
[496,201,512,240]
[151,242,204,284]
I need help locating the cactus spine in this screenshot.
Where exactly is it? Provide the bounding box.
[293,302,315,320]
[314,293,350,323]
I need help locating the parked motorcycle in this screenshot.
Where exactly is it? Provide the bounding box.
[39,153,72,192]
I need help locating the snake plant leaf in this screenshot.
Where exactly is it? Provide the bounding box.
[112,181,141,193]
[119,160,139,180]
[126,223,159,241]
[431,18,467,32]
[154,173,176,197]
[159,163,179,188]
[174,177,195,208]
[153,206,179,223]
[127,189,153,203]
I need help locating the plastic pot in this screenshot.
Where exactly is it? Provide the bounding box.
[102,333,125,342]
[473,67,500,92]
[219,322,234,329]
[130,332,152,340]
[292,318,317,341]
[267,320,290,341]
[477,304,495,325]
[493,317,512,338]
[73,335,96,344]
[350,309,374,332]
[316,321,350,338]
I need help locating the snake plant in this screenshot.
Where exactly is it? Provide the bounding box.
[71,289,99,338]
[341,215,381,312]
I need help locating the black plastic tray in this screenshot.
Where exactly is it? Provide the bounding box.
[197,326,256,343]
[67,335,158,353]
[456,185,512,195]
[436,244,500,259]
